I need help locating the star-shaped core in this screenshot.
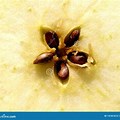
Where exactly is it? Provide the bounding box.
[33,27,94,84]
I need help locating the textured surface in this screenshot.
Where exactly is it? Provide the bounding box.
[0,0,120,111]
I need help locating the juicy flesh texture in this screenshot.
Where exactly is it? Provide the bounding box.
[0,0,120,111]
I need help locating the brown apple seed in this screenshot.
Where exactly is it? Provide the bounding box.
[67,51,88,65]
[45,31,59,48]
[64,28,80,47]
[54,60,69,80]
[33,52,54,64]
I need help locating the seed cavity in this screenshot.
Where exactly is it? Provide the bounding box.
[45,31,59,48]
[67,51,88,65]
[64,27,80,47]
[34,26,95,84]
[54,60,69,82]
[33,52,54,64]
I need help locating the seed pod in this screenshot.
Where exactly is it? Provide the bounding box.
[67,51,88,65]
[33,52,54,64]
[54,60,69,82]
[64,27,80,47]
[45,31,59,48]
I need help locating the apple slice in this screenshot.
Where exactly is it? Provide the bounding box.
[0,0,120,111]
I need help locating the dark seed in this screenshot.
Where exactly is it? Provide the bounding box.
[64,28,80,47]
[33,52,54,64]
[67,51,88,65]
[54,60,69,81]
[45,31,59,48]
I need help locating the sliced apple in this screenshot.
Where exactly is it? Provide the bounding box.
[0,0,120,111]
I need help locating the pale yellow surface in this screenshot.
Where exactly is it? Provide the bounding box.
[0,0,120,111]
